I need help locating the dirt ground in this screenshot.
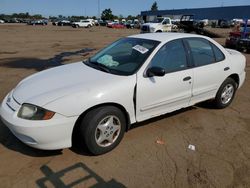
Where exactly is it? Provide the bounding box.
[0,24,250,188]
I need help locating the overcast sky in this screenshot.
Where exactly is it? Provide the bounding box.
[0,0,249,17]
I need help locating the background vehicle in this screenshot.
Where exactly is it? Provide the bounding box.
[126,20,134,28]
[141,17,172,33]
[27,19,48,25]
[107,22,125,29]
[86,19,95,26]
[98,20,107,26]
[177,15,221,38]
[72,20,92,28]
[237,38,250,52]
[57,20,72,26]
[52,20,59,26]
[225,21,250,49]
[0,19,4,24]
[125,19,141,29]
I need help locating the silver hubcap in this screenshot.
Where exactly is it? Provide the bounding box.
[221,84,234,105]
[95,115,121,147]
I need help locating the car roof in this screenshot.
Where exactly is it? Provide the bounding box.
[128,33,209,43]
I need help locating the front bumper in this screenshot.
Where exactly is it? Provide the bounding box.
[0,92,78,150]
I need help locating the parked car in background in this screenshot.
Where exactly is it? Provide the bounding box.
[230,18,243,27]
[72,20,92,28]
[225,32,244,48]
[0,19,4,23]
[237,37,250,52]
[141,17,172,33]
[0,33,246,155]
[57,20,72,26]
[225,22,250,49]
[107,22,125,29]
[126,20,135,28]
[98,20,107,26]
[52,20,59,26]
[212,19,230,28]
[133,19,141,29]
[86,19,95,26]
[107,21,113,27]
[121,19,126,24]
[3,18,19,23]
[126,20,141,29]
[94,20,99,26]
[27,20,48,25]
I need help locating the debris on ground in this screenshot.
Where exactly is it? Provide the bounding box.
[156,139,165,145]
[188,144,196,151]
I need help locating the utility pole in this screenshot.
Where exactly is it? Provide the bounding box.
[98,0,100,19]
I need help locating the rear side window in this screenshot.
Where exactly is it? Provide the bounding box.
[186,38,215,66]
[211,43,225,62]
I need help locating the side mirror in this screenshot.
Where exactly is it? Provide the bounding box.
[146,67,165,77]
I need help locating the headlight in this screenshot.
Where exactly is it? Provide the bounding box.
[18,104,55,120]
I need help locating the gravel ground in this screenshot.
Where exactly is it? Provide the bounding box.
[0,24,250,188]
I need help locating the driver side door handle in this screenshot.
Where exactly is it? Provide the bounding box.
[183,76,192,81]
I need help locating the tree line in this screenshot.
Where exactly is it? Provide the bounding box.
[0,1,158,21]
[0,12,44,20]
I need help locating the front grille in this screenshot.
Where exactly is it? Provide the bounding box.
[6,93,21,112]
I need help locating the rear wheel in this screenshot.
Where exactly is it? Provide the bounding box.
[213,78,237,109]
[79,106,126,155]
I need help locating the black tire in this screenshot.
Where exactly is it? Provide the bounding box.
[156,30,162,33]
[87,24,91,28]
[79,106,126,155]
[214,78,237,109]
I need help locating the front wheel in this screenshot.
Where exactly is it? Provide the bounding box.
[213,78,237,109]
[79,106,126,155]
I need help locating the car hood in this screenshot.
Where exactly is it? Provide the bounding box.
[143,23,159,28]
[13,62,125,107]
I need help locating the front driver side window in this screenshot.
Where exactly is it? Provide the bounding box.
[150,39,188,73]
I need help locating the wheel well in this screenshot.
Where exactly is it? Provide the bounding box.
[228,74,239,88]
[72,103,131,143]
[156,30,162,33]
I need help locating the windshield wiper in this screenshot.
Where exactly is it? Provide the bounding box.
[84,60,111,73]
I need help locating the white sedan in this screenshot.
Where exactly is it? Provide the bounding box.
[0,33,246,155]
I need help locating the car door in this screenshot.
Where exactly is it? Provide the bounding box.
[162,18,172,32]
[184,38,228,105]
[136,39,193,122]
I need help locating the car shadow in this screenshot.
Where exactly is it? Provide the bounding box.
[0,119,62,157]
[0,48,95,71]
[36,162,126,188]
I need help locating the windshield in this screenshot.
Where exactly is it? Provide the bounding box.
[151,18,164,23]
[85,38,160,76]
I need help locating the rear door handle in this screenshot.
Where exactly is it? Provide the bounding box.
[224,67,230,71]
[183,76,191,81]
